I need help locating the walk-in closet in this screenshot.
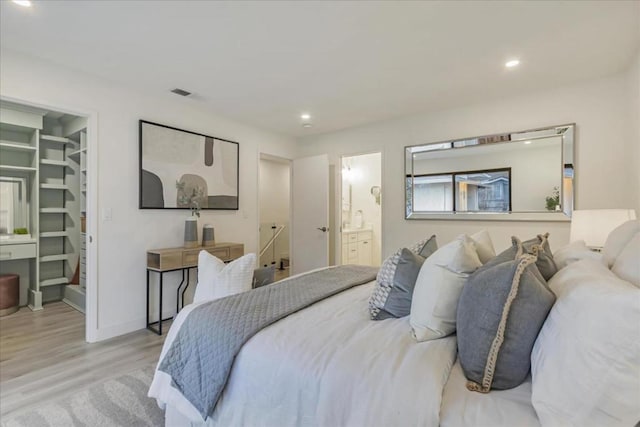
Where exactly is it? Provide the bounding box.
[0,100,88,315]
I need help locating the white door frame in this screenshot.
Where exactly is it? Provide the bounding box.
[338,149,384,266]
[256,152,293,272]
[1,95,100,343]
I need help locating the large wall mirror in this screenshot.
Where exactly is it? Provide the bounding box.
[405,124,574,221]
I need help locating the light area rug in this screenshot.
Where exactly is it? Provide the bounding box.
[1,366,164,427]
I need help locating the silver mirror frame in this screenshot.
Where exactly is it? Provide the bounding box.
[405,124,574,222]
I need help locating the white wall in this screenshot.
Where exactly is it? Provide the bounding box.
[258,158,290,267]
[259,159,290,224]
[298,69,638,256]
[0,49,297,341]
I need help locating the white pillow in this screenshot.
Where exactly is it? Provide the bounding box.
[553,240,602,270]
[531,259,640,427]
[410,235,482,342]
[469,230,496,264]
[602,219,640,267]
[193,251,256,304]
[611,233,640,288]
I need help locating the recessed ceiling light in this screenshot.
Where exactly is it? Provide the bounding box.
[300,113,311,120]
[524,140,532,145]
[505,59,520,68]
[12,0,32,7]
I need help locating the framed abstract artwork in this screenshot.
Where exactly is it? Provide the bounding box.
[139,120,239,210]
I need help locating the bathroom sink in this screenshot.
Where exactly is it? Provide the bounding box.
[342,227,372,233]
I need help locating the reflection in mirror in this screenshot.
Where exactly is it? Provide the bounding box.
[405,124,574,221]
[0,176,29,235]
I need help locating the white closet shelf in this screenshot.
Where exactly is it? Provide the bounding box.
[40,183,69,190]
[40,208,68,214]
[40,159,70,167]
[68,148,86,159]
[40,254,70,262]
[40,135,73,144]
[0,164,37,172]
[40,231,69,238]
[40,277,69,287]
[0,141,37,152]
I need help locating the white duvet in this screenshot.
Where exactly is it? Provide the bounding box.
[149,280,458,427]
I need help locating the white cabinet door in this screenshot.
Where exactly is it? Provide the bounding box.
[357,240,372,265]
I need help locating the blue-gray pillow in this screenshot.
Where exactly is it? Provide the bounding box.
[252,266,275,288]
[486,234,557,280]
[457,252,555,392]
[374,248,426,320]
[369,235,438,319]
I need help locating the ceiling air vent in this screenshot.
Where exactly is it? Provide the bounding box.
[171,88,191,97]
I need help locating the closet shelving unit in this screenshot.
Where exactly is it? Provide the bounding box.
[1,103,87,312]
[79,132,87,294]
[38,133,74,294]
[0,109,41,309]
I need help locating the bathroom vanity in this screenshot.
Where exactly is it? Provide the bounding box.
[341,228,373,266]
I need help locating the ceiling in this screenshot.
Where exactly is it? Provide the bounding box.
[1,1,638,137]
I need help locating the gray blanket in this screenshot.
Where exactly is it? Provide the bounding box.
[158,265,378,420]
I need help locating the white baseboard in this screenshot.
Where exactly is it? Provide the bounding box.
[92,308,176,342]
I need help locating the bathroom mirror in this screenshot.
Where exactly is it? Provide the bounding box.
[405,124,574,221]
[0,176,29,236]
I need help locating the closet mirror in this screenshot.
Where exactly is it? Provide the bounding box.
[405,124,574,221]
[0,176,29,237]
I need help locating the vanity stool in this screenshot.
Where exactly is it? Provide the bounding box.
[0,274,19,317]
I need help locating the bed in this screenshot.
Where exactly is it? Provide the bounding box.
[149,224,640,427]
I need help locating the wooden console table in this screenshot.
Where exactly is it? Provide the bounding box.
[146,242,244,335]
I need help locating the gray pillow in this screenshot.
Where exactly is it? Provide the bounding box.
[369,235,437,319]
[485,234,558,280]
[252,266,275,289]
[374,248,426,320]
[457,252,555,392]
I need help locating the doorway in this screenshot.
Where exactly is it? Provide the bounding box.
[0,98,96,342]
[258,154,292,282]
[340,152,382,266]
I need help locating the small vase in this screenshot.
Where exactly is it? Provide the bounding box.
[184,217,199,248]
[202,224,215,247]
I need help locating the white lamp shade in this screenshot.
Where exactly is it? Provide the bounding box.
[569,209,637,248]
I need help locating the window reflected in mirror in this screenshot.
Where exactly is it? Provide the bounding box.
[455,169,510,212]
[410,169,511,213]
[412,174,453,211]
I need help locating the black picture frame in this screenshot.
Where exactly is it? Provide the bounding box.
[139,120,239,210]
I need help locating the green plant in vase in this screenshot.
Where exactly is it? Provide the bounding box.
[545,187,560,211]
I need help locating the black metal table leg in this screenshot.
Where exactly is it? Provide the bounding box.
[146,269,150,330]
[180,268,191,310]
[158,272,163,335]
[147,267,195,335]
[175,269,186,313]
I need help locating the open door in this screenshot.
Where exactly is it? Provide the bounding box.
[291,154,329,275]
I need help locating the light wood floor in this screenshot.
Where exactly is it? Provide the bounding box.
[0,302,167,418]
[275,267,289,282]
